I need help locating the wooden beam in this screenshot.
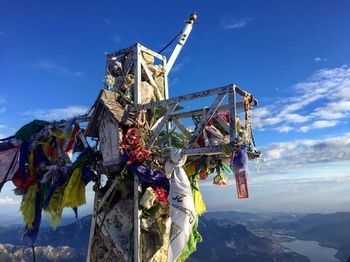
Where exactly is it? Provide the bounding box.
[86,190,99,262]
[150,116,164,131]
[162,56,172,146]
[130,84,258,110]
[131,85,231,110]
[140,58,164,100]
[162,56,169,100]
[183,145,225,156]
[169,103,245,120]
[186,93,226,148]
[214,112,230,134]
[97,177,120,213]
[139,45,164,61]
[228,85,237,142]
[172,117,192,140]
[95,215,126,258]
[146,103,178,149]
[162,144,260,158]
[133,44,142,105]
[133,177,141,262]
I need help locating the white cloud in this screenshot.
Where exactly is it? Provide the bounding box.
[0,124,15,139]
[312,100,350,120]
[314,57,327,62]
[273,125,294,133]
[0,196,20,205]
[30,60,83,77]
[253,65,350,132]
[300,120,338,132]
[283,113,309,123]
[222,17,254,30]
[260,133,350,174]
[23,105,89,120]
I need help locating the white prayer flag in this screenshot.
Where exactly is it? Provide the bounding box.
[166,149,196,262]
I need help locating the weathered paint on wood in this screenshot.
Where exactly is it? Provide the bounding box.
[134,44,142,105]
[228,85,237,142]
[169,103,245,120]
[99,114,120,166]
[131,85,231,111]
[139,45,164,61]
[172,117,192,140]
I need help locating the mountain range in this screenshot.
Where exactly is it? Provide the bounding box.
[0,211,349,261]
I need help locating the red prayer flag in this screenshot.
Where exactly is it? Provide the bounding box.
[235,169,249,199]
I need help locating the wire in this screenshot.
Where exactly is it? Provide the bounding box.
[158,31,183,54]
[32,245,36,262]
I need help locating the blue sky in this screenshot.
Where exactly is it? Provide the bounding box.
[0,0,350,218]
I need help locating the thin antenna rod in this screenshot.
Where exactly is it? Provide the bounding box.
[166,12,197,73]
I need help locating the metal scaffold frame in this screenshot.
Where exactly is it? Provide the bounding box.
[0,12,259,262]
[87,41,259,261]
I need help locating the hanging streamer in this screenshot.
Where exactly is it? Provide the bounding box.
[0,146,19,191]
[231,144,249,199]
[20,184,38,229]
[22,188,42,246]
[166,149,196,262]
[44,187,64,230]
[62,167,86,208]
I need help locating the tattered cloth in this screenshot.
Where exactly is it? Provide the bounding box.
[0,146,19,190]
[231,144,249,199]
[15,120,49,141]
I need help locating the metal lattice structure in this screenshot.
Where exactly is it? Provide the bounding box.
[0,12,263,262]
[86,13,260,262]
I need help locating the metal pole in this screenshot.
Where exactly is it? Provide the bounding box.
[32,245,36,262]
[228,85,237,142]
[133,43,142,262]
[133,177,141,262]
[165,12,197,73]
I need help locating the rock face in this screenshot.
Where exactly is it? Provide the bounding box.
[187,219,310,262]
[89,176,134,262]
[0,244,85,262]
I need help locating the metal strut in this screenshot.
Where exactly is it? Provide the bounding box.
[166,12,197,73]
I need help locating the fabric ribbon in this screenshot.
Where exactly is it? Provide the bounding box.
[62,167,86,208]
[129,161,170,191]
[166,149,196,262]
[65,124,80,153]
[22,186,42,246]
[0,146,19,191]
[231,144,249,199]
